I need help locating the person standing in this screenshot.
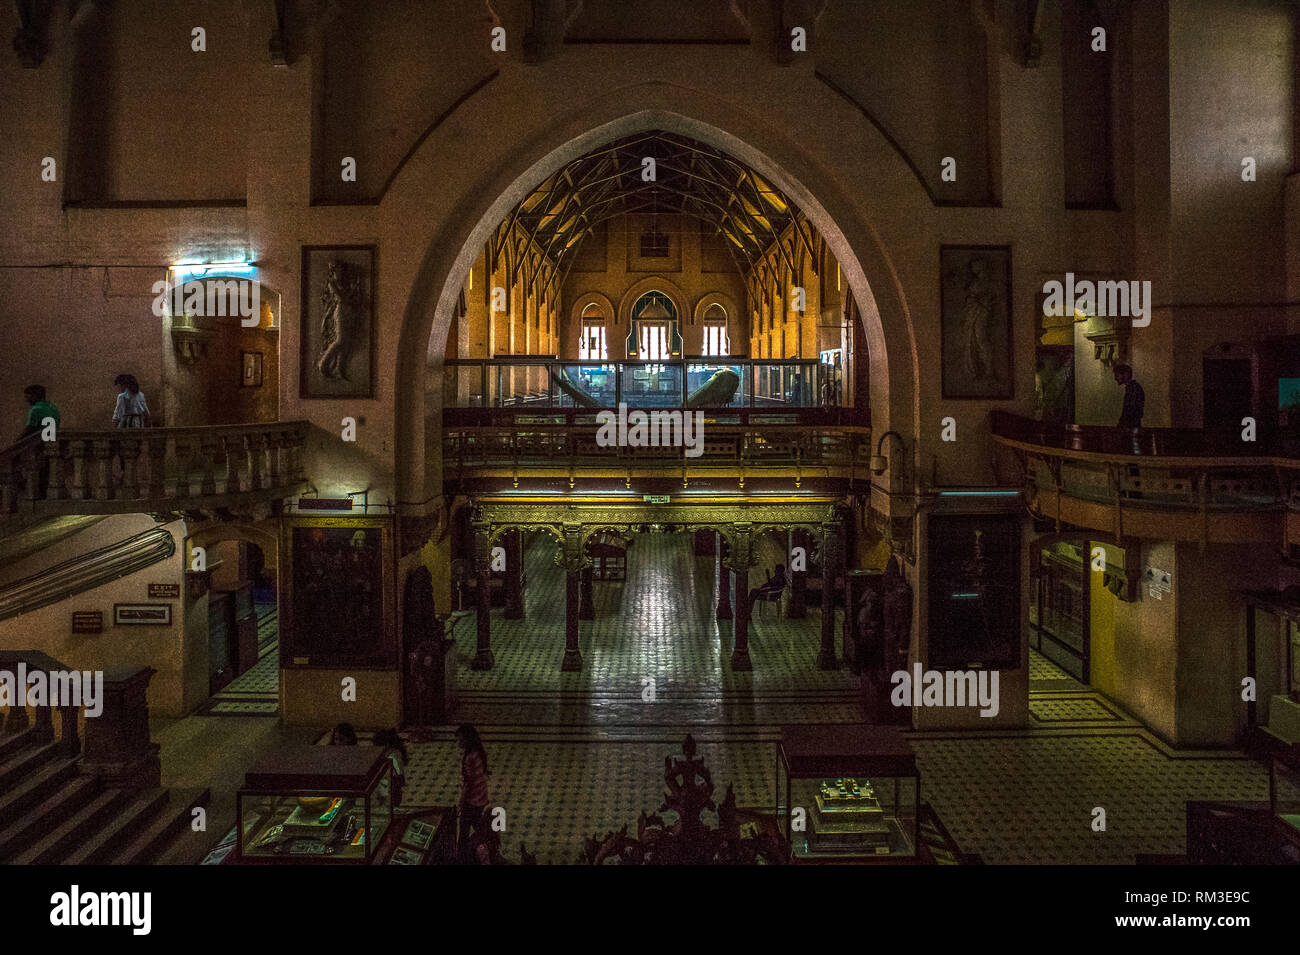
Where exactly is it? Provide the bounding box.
[1114,364,1145,429]
[20,384,59,441]
[112,374,151,429]
[455,723,491,862]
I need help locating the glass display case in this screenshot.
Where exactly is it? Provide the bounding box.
[777,724,920,862]
[237,745,393,864]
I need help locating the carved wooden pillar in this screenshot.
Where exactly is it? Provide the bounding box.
[725,523,756,671]
[579,565,594,620]
[716,533,733,620]
[558,523,588,671]
[788,528,809,618]
[818,520,842,670]
[503,529,524,619]
[471,522,494,669]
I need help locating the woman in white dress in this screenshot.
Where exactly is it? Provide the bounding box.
[112,374,151,428]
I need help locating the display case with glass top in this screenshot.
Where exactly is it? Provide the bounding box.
[236,745,393,864]
[777,724,920,862]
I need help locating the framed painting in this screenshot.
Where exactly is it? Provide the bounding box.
[281,517,395,668]
[300,245,375,398]
[114,603,172,626]
[940,245,1013,399]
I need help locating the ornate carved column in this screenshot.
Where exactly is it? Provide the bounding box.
[557,523,588,671]
[788,528,809,619]
[471,522,494,670]
[724,523,758,671]
[503,529,524,619]
[715,532,733,620]
[818,520,843,670]
[579,565,594,621]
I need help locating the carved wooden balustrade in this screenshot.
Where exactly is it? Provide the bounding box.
[444,419,873,477]
[0,421,309,526]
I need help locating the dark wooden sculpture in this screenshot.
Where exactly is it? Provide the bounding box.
[580,735,787,864]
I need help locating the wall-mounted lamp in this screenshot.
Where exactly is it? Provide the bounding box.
[871,431,903,476]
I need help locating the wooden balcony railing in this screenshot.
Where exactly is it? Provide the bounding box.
[991,411,1300,543]
[0,421,310,526]
[443,421,873,476]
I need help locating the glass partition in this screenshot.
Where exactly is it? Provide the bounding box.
[443,359,828,410]
[685,362,746,409]
[621,362,683,408]
[556,363,617,409]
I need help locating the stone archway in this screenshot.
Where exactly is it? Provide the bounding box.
[391,92,921,518]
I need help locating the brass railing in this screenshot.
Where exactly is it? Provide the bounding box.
[0,421,310,522]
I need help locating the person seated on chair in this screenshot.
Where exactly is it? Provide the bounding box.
[748,564,789,610]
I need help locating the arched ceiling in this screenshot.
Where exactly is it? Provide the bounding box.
[500,131,810,286]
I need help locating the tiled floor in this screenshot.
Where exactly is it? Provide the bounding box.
[198,603,280,716]
[158,534,1299,864]
[393,535,1297,863]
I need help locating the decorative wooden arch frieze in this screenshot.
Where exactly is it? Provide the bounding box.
[1028,530,1143,601]
[617,276,689,328]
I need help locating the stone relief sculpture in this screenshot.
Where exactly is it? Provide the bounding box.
[301,246,374,398]
[958,258,995,385]
[940,246,1011,398]
[317,260,364,380]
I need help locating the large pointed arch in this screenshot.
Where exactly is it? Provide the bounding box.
[390,87,920,516]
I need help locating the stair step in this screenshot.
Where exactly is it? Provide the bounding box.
[0,774,100,861]
[113,788,211,865]
[0,728,39,760]
[62,788,172,866]
[0,754,80,827]
[0,741,59,789]
[10,787,133,865]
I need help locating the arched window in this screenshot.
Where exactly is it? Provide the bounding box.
[627,291,679,360]
[578,302,607,360]
[702,304,729,356]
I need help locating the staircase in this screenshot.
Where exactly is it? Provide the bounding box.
[0,728,209,865]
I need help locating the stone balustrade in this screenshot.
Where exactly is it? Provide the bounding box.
[0,421,309,525]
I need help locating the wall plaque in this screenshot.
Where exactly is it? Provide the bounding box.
[71,611,103,634]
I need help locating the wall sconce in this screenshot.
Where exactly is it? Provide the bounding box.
[871,431,903,476]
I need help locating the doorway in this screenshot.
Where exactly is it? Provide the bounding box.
[200,537,281,715]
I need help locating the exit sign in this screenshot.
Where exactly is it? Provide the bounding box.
[643,495,670,504]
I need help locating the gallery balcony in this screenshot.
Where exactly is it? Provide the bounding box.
[439,358,869,488]
[991,411,1300,545]
[0,422,310,533]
